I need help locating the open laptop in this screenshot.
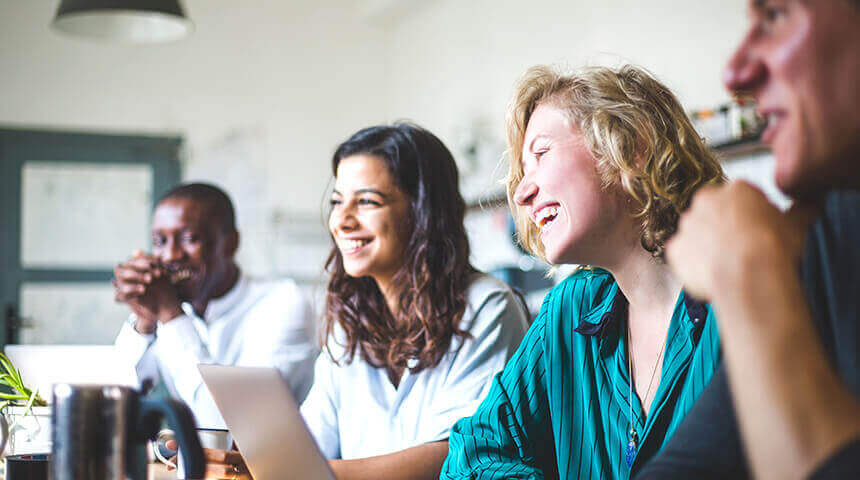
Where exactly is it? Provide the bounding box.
[4,345,138,399]
[198,364,335,480]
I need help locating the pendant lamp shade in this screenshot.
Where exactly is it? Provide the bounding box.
[52,0,192,43]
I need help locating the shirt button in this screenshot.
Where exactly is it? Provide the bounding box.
[407,358,419,369]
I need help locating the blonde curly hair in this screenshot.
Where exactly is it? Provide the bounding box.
[506,64,725,261]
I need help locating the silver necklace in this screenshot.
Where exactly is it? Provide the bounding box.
[625,323,666,468]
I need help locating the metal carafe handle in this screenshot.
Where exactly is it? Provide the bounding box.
[136,398,205,478]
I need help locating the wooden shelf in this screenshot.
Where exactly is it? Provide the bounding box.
[466,190,507,210]
[711,136,770,159]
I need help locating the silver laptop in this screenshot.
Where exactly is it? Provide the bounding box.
[4,345,138,399]
[198,364,335,480]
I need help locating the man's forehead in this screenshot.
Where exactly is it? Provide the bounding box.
[748,0,777,15]
[153,197,214,228]
[747,0,799,15]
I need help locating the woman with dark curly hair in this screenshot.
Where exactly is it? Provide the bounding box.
[441,64,726,479]
[295,122,529,480]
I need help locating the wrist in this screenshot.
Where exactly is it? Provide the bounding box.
[156,304,184,324]
[133,317,157,335]
[711,248,802,334]
[710,229,794,305]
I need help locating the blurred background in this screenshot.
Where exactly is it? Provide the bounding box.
[0,0,784,346]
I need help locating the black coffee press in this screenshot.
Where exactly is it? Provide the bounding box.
[51,384,204,480]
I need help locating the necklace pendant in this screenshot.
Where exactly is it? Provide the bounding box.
[626,434,637,468]
[626,428,639,468]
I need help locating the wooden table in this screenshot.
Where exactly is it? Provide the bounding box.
[0,463,176,480]
[149,462,177,480]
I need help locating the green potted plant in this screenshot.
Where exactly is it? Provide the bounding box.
[0,352,50,456]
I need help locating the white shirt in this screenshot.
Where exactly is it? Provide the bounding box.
[115,272,318,428]
[300,274,529,459]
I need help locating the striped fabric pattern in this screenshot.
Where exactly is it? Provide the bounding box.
[440,269,721,480]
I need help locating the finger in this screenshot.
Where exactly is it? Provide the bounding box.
[150,266,167,279]
[115,291,145,303]
[204,462,251,479]
[203,448,245,465]
[114,266,154,284]
[131,249,161,265]
[664,236,678,267]
[122,255,159,271]
[689,183,721,206]
[204,471,252,480]
[205,463,238,478]
[730,178,767,196]
[221,473,252,480]
[165,439,177,451]
[114,282,147,299]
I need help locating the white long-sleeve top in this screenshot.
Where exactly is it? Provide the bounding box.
[115,273,318,428]
[300,273,529,459]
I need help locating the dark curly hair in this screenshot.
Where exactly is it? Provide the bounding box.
[324,122,475,374]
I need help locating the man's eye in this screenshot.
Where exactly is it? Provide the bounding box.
[757,2,787,31]
[330,198,342,207]
[152,237,165,247]
[765,5,786,21]
[358,198,381,206]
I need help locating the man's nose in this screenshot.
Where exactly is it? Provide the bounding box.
[160,238,184,263]
[723,31,766,96]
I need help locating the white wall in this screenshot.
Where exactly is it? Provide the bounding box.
[1,0,753,278]
[385,0,748,162]
[0,0,394,276]
[381,0,752,272]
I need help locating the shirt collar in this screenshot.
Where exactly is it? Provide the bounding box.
[683,294,708,328]
[574,287,708,339]
[574,284,626,340]
[183,270,248,322]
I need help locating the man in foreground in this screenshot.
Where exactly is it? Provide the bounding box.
[639,0,860,478]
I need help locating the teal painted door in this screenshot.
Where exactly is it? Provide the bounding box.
[0,128,181,346]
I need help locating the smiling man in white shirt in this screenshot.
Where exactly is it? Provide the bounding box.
[113,182,317,428]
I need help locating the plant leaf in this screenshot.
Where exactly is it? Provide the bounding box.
[13,368,25,389]
[0,354,16,379]
[0,393,29,400]
[10,390,39,431]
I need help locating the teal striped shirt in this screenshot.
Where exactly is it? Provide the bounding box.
[441,269,721,479]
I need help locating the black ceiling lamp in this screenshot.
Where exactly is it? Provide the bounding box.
[52,0,193,43]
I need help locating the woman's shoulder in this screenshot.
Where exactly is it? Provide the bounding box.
[539,267,617,324]
[464,272,516,304]
[550,267,614,294]
[458,273,527,331]
[319,323,351,362]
